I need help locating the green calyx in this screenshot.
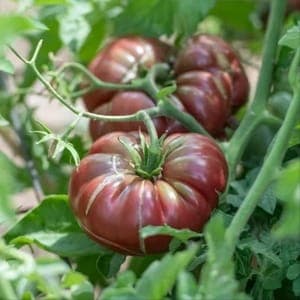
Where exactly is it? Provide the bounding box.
[119,133,167,181]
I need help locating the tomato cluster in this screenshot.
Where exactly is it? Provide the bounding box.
[68,34,246,255]
[84,35,249,139]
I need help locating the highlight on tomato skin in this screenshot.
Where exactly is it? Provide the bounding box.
[68,131,228,256]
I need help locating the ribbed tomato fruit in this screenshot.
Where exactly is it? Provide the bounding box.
[69,132,228,255]
[84,35,249,140]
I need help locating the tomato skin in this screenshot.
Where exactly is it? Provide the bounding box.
[69,132,228,255]
[175,70,232,136]
[89,91,168,140]
[83,36,171,112]
[174,35,249,109]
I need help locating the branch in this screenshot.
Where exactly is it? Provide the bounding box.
[224,0,287,175]
[225,47,300,256]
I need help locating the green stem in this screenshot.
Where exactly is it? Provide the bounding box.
[225,48,300,255]
[159,100,211,137]
[225,0,286,174]
[139,111,158,143]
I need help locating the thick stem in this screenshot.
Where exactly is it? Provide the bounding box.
[225,0,286,174]
[159,100,211,137]
[138,111,158,143]
[225,48,300,255]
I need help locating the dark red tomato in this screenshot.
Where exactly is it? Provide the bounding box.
[175,70,232,136]
[69,132,228,255]
[175,34,249,109]
[83,36,171,112]
[89,91,187,141]
[89,91,168,140]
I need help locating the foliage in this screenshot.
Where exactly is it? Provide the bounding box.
[0,0,300,299]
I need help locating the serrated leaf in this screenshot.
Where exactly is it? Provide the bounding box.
[100,271,138,300]
[273,160,300,238]
[156,84,177,100]
[0,153,30,224]
[71,281,94,300]
[287,264,300,280]
[258,185,277,215]
[4,195,109,257]
[114,0,216,38]
[196,215,250,300]
[140,225,201,243]
[293,276,300,297]
[62,271,87,288]
[0,114,9,126]
[135,246,197,300]
[176,271,198,300]
[0,15,44,46]
[58,2,92,52]
[279,25,300,49]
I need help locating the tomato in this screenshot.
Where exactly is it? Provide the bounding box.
[83,36,171,112]
[69,132,228,255]
[268,91,292,120]
[175,70,232,136]
[174,35,249,109]
[89,91,187,140]
[84,35,249,140]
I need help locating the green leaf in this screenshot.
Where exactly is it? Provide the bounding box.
[293,276,300,297]
[100,271,138,300]
[58,2,92,52]
[114,0,216,38]
[262,269,284,290]
[4,195,109,257]
[156,84,177,100]
[273,160,300,238]
[71,281,94,300]
[0,15,44,47]
[140,225,201,243]
[0,153,30,224]
[95,253,126,279]
[176,271,198,300]
[210,0,256,33]
[129,254,163,278]
[62,271,87,288]
[196,215,250,300]
[287,264,300,280]
[0,57,14,74]
[0,114,9,126]
[21,16,62,88]
[279,25,300,49]
[78,12,108,63]
[258,185,277,215]
[135,246,197,300]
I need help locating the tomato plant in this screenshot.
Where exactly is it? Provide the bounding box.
[0,0,300,300]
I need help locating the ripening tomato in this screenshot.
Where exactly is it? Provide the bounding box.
[175,70,232,136]
[83,36,171,112]
[174,34,249,109]
[69,132,228,255]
